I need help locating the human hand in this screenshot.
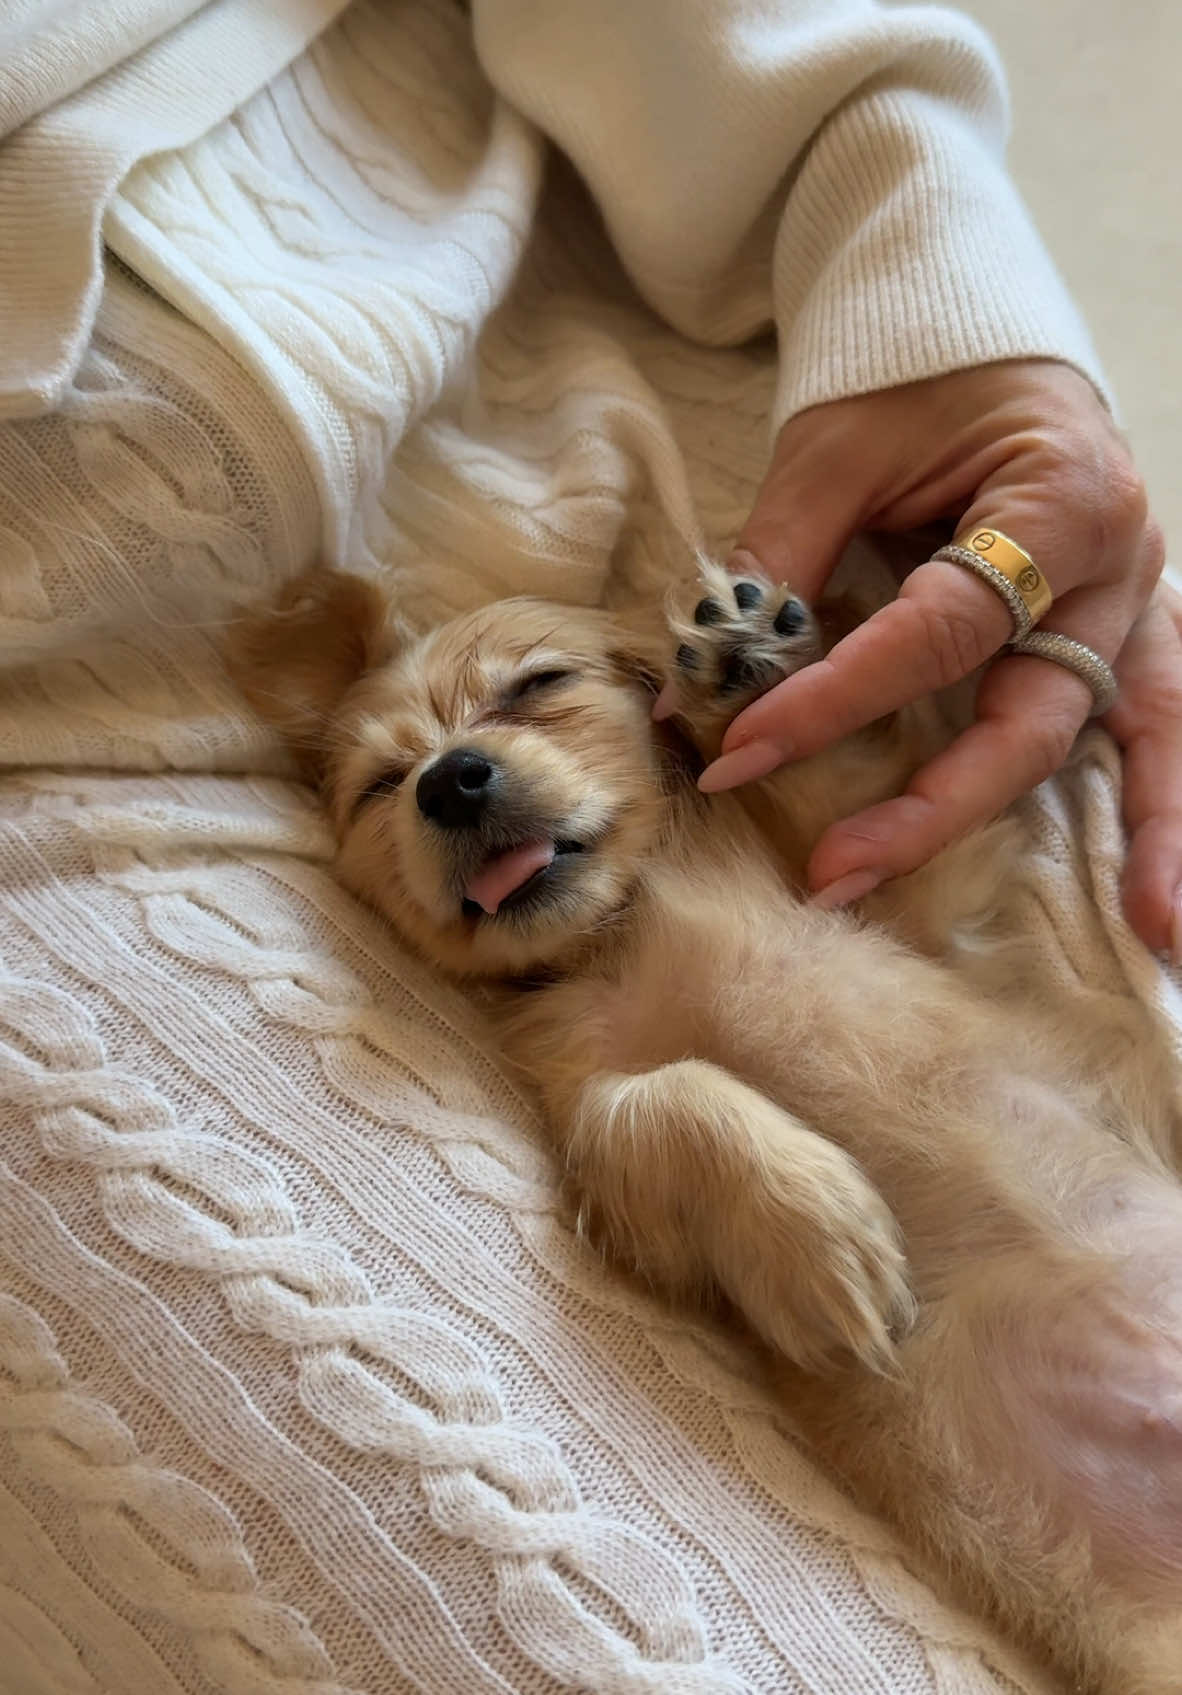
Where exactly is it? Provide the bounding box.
[696,361,1172,951]
[1107,585,1182,959]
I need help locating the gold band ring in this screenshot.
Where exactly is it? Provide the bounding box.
[931,527,1116,716]
[934,527,1053,637]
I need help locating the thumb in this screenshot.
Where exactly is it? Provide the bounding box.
[728,406,880,601]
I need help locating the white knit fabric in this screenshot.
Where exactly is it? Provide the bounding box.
[1,2,1179,1693]
[0,0,351,417]
[3,1,1107,540]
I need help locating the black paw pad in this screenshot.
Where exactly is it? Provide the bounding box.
[773,598,807,636]
[720,651,760,694]
[675,643,699,672]
[693,597,726,626]
[733,581,763,611]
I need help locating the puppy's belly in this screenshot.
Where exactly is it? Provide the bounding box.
[1023,1322,1182,1594]
[807,1176,1182,1606]
[550,887,1182,1587]
[1008,1179,1182,1591]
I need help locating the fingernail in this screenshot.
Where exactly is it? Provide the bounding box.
[698,738,784,793]
[722,718,793,759]
[652,680,679,722]
[812,867,885,910]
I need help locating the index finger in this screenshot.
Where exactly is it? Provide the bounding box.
[807,649,1096,897]
[1104,592,1182,954]
[703,560,1013,784]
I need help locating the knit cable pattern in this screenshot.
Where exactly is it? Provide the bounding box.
[0,1286,361,1695]
[0,1,1169,1688]
[0,959,748,1694]
[1,772,1060,1693]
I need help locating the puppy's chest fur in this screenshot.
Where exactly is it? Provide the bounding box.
[492,768,1109,1283]
[495,785,789,1092]
[496,779,1002,1139]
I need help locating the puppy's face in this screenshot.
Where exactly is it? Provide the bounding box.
[233,574,666,977]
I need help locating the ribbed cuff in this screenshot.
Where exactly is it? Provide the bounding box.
[770,81,1112,431]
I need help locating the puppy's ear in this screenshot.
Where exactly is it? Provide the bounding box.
[227,567,396,771]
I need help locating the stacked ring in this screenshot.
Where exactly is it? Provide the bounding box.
[933,526,1117,717]
[933,528,1053,639]
[1010,630,1119,715]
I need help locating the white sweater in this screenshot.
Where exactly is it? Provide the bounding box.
[1,0,1103,440]
[472,0,1104,428]
[2,10,1175,1695]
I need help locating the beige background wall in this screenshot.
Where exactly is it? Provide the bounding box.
[961,0,1179,557]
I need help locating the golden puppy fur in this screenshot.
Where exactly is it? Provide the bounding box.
[231,561,1182,1693]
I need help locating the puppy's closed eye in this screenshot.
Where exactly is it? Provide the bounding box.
[506,668,578,703]
[352,765,409,817]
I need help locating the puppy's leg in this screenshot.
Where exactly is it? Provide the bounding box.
[662,560,823,762]
[664,561,945,849]
[665,561,1011,948]
[564,1059,913,1373]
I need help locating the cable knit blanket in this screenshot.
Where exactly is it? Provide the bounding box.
[2,4,1180,1693]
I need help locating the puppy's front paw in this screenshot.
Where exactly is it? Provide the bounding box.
[567,1062,912,1377]
[662,559,821,750]
[728,1135,915,1376]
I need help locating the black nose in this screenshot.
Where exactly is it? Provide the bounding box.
[416,748,497,829]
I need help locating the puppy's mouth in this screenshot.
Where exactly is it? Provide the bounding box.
[461,837,586,920]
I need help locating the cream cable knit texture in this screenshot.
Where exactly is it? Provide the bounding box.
[3,1,1105,534]
[0,2,1176,1693]
[0,0,350,418]
[471,0,1106,428]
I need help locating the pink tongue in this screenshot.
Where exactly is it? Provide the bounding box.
[465,839,556,914]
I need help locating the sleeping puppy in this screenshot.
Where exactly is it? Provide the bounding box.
[231,562,1182,1694]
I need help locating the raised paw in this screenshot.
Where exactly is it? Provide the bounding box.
[660,559,821,749]
[569,1063,914,1378]
[723,1130,916,1376]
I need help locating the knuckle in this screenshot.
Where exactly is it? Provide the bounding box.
[914,600,992,689]
[1141,518,1168,582]
[1086,458,1149,560]
[1040,433,1149,565]
[1112,464,1146,528]
[1022,709,1079,781]
[1111,460,1151,530]
[1035,436,1082,487]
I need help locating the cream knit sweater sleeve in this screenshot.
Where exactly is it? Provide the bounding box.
[471,0,1108,429]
